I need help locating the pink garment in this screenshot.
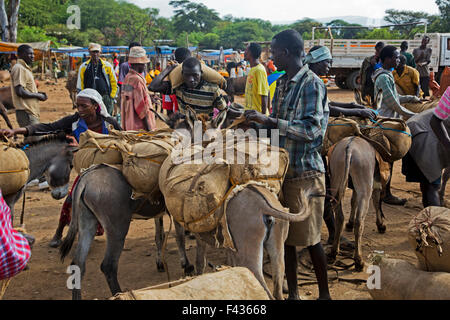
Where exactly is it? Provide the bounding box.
[0,190,31,280]
[120,69,156,131]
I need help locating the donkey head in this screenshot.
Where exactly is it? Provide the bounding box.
[152,106,228,144]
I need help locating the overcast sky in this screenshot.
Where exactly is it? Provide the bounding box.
[129,0,440,22]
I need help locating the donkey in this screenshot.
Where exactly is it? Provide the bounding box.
[158,108,314,300]
[58,108,230,300]
[3,134,76,221]
[327,136,386,272]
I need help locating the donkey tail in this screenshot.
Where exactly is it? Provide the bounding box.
[59,181,84,262]
[331,137,354,204]
[248,185,312,223]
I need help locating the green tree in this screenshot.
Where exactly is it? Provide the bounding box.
[436,0,450,31]
[384,9,430,38]
[200,33,220,49]
[169,0,219,33]
[326,19,364,39]
[356,28,401,40]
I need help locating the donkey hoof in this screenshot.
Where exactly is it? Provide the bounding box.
[377,224,386,234]
[156,261,165,273]
[354,261,365,272]
[345,222,354,232]
[49,238,62,248]
[184,263,195,277]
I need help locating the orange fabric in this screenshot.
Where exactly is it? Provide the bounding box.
[439,67,450,98]
[120,69,156,131]
[429,71,441,98]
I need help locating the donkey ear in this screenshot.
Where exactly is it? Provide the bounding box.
[150,108,170,125]
[354,88,363,105]
[185,106,198,130]
[212,109,228,129]
[374,89,383,110]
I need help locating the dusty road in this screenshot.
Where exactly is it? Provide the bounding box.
[1,81,444,300]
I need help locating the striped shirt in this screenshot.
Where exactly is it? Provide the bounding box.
[269,64,329,178]
[373,68,416,119]
[435,87,450,120]
[0,190,31,280]
[174,80,227,116]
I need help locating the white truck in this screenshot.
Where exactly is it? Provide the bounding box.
[304,33,450,90]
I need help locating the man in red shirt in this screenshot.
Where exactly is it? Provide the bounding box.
[120,46,156,131]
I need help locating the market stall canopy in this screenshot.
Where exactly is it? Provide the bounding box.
[0,41,54,59]
[52,45,179,57]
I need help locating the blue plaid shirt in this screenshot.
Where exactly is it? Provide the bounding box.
[269,65,329,178]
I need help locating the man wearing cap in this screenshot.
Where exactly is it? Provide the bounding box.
[120,47,156,131]
[11,45,48,141]
[77,43,118,115]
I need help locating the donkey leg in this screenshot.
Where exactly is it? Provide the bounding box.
[328,202,344,264]
[174,221,195,276]
[372,189,386,233]
[101,233,127,296]
[154,216,165,272]
[71,206,98,300]
[353,196,371,272]
[228,208,274,299]
[264,218,289,300]
[194,237,207,275]
[346,191,357,232]
[440,168,449,206]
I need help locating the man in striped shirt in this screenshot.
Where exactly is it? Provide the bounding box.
[149,57,227,117]
[402,86,450,207]
[245,29,330,300]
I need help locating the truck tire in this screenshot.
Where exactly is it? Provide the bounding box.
[346,71,360,90]
[335,76,348,89]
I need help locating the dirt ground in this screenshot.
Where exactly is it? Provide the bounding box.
[1,80,446,300]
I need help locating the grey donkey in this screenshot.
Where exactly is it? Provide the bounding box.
[327,136,386,271]
[59,165,194,300]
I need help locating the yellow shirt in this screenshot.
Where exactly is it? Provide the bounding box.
[145,69,160,85]
[244,63,269,113]
[10,59,40,118]
[393,66,422,96]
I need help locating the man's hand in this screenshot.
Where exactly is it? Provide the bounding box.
[411,96,421,103]
[244,110,268,124]
[355,109,377,120]
[36,92,48,101]
[0,128,15,138]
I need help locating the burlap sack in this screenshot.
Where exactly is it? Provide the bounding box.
[402,99,439,114]
[168,63,227,89]
[223,139,289,194]
[122,138,176,197]
[0,144,29,195]
[368,256,450,300]
[159,145,231,233]
[371,118,411,162]
[108,128,175,145]
[110,267,269,300]
[73,130,130,174]
[322,117,371,156]
[408,206,450,273]
[322,117,411,162]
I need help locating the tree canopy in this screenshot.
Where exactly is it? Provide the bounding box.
[9,0,450,49]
